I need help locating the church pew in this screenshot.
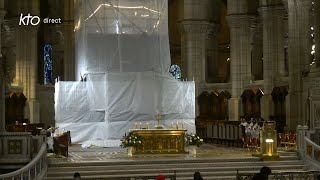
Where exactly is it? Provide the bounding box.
[201,121,245,147]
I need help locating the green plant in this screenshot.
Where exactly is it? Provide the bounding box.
[185,133,203,147]
[120,132,142,148]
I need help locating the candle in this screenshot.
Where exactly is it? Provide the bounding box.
[140,123,142,129]
[171,123,174,129]
[135,123,138,129]
[176,122,179,130]
[182,122,185,129]
[146,123,149,129]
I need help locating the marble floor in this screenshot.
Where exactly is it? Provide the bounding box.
[48,143,255,164]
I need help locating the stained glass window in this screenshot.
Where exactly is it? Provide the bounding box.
[44,44,53,85]
[169,64,181,80]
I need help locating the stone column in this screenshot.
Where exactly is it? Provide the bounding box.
[297,0,313,71]
[259,5,285,121]
[286,0,305,131]
[0,0,6,132]
[15,26,40,123]
[63,0,75,81]
[206,27,219,83]
[250,16,263,80]
[314,1,320,69]
[226,15,251,121]
[180,20,213,116]
[14,0,40,123]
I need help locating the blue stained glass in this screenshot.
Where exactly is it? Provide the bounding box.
[44,44,53,85]
[169,64,181,80]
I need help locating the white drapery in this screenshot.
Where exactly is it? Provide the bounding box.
[55,73,195,146]
[54,0,195,147]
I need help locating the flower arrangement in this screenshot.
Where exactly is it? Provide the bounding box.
[120,132,142,148]
[185,133,203,147]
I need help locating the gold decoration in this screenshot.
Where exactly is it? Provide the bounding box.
[131,129,187,154]
[253,121,279,161]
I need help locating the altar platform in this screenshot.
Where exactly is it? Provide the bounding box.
[48,143,253,163]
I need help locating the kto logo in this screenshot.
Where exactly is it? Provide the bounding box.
[19,13,40,26]
[19,13,62,26]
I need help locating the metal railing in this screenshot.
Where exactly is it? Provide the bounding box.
[236,170,320,180]
[0,142,48,180]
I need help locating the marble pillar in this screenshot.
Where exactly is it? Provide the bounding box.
[259,5,285,121]
[226,15,251,121]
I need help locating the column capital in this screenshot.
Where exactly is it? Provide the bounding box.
[180,20,215,34]
[249,15,258,29]
[258,6,285,18]
[17,24,39,33]
[0,9,6,20]
[282,0,288,12]
[48,24,64,43]
[296,0,313,10]
[226,14,250,29]
[2,19,17,34]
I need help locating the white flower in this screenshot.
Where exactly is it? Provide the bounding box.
[200,139,203,142]
[129,140,131,143]
[129,137,131,139]
[135,137,137,139]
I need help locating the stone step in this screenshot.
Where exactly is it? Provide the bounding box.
[48,155,300,168]
[45,167,308,180]
[48,156,262,167]
[46,164,308,177]
[45,146,304,180]
[46,166,307,178]
[47,160,304,173]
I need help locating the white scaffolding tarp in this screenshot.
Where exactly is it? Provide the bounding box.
[55,72,195,146]
[54,0,195,147]
[75,0,171,78]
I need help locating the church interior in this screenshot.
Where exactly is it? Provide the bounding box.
[0,0,320,179]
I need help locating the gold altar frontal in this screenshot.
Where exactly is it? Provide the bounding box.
[131,129,187,154]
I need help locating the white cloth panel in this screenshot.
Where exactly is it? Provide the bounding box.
[55,72,195,145]
[75,0,170,80]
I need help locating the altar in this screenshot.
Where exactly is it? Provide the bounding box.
[131,129,187,154]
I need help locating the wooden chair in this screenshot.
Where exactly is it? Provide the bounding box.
[53,131,71,157]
